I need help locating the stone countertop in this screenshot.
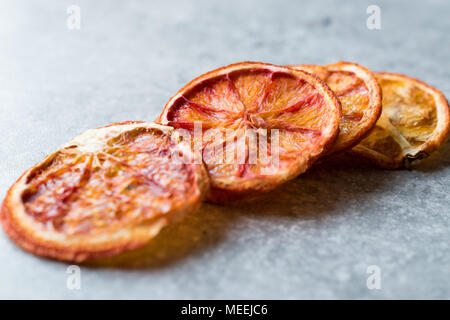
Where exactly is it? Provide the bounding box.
[0,0,449,299]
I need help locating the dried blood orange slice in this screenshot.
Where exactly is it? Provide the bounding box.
[157,62,341,202]
[351,72,450,168]
[1,121,209,262]
[292,61,382,155]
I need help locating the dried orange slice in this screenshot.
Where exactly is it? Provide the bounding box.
[351,72,450,168]
[0,121,209,262]
[157,62,341,202]
[292,61,382,155]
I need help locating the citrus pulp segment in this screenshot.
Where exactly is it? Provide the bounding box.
[352,72,450,168]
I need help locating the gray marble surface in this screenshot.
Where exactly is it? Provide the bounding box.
[0,0,449,299]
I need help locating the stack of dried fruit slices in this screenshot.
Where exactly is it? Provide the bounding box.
[1,61,449,262]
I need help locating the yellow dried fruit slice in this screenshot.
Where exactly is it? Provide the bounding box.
[352,72,450,168]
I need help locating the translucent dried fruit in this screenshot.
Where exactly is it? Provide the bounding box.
[157,62,342,202]
[292,61,382,155]
[0,121,209,262]
[351,72,450,168]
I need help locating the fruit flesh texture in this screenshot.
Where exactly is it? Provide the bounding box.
[164,69,331,188]
[323,70,369,147]
[298,66,371,153]
[355,75,438,162]
[21,126,196,235]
